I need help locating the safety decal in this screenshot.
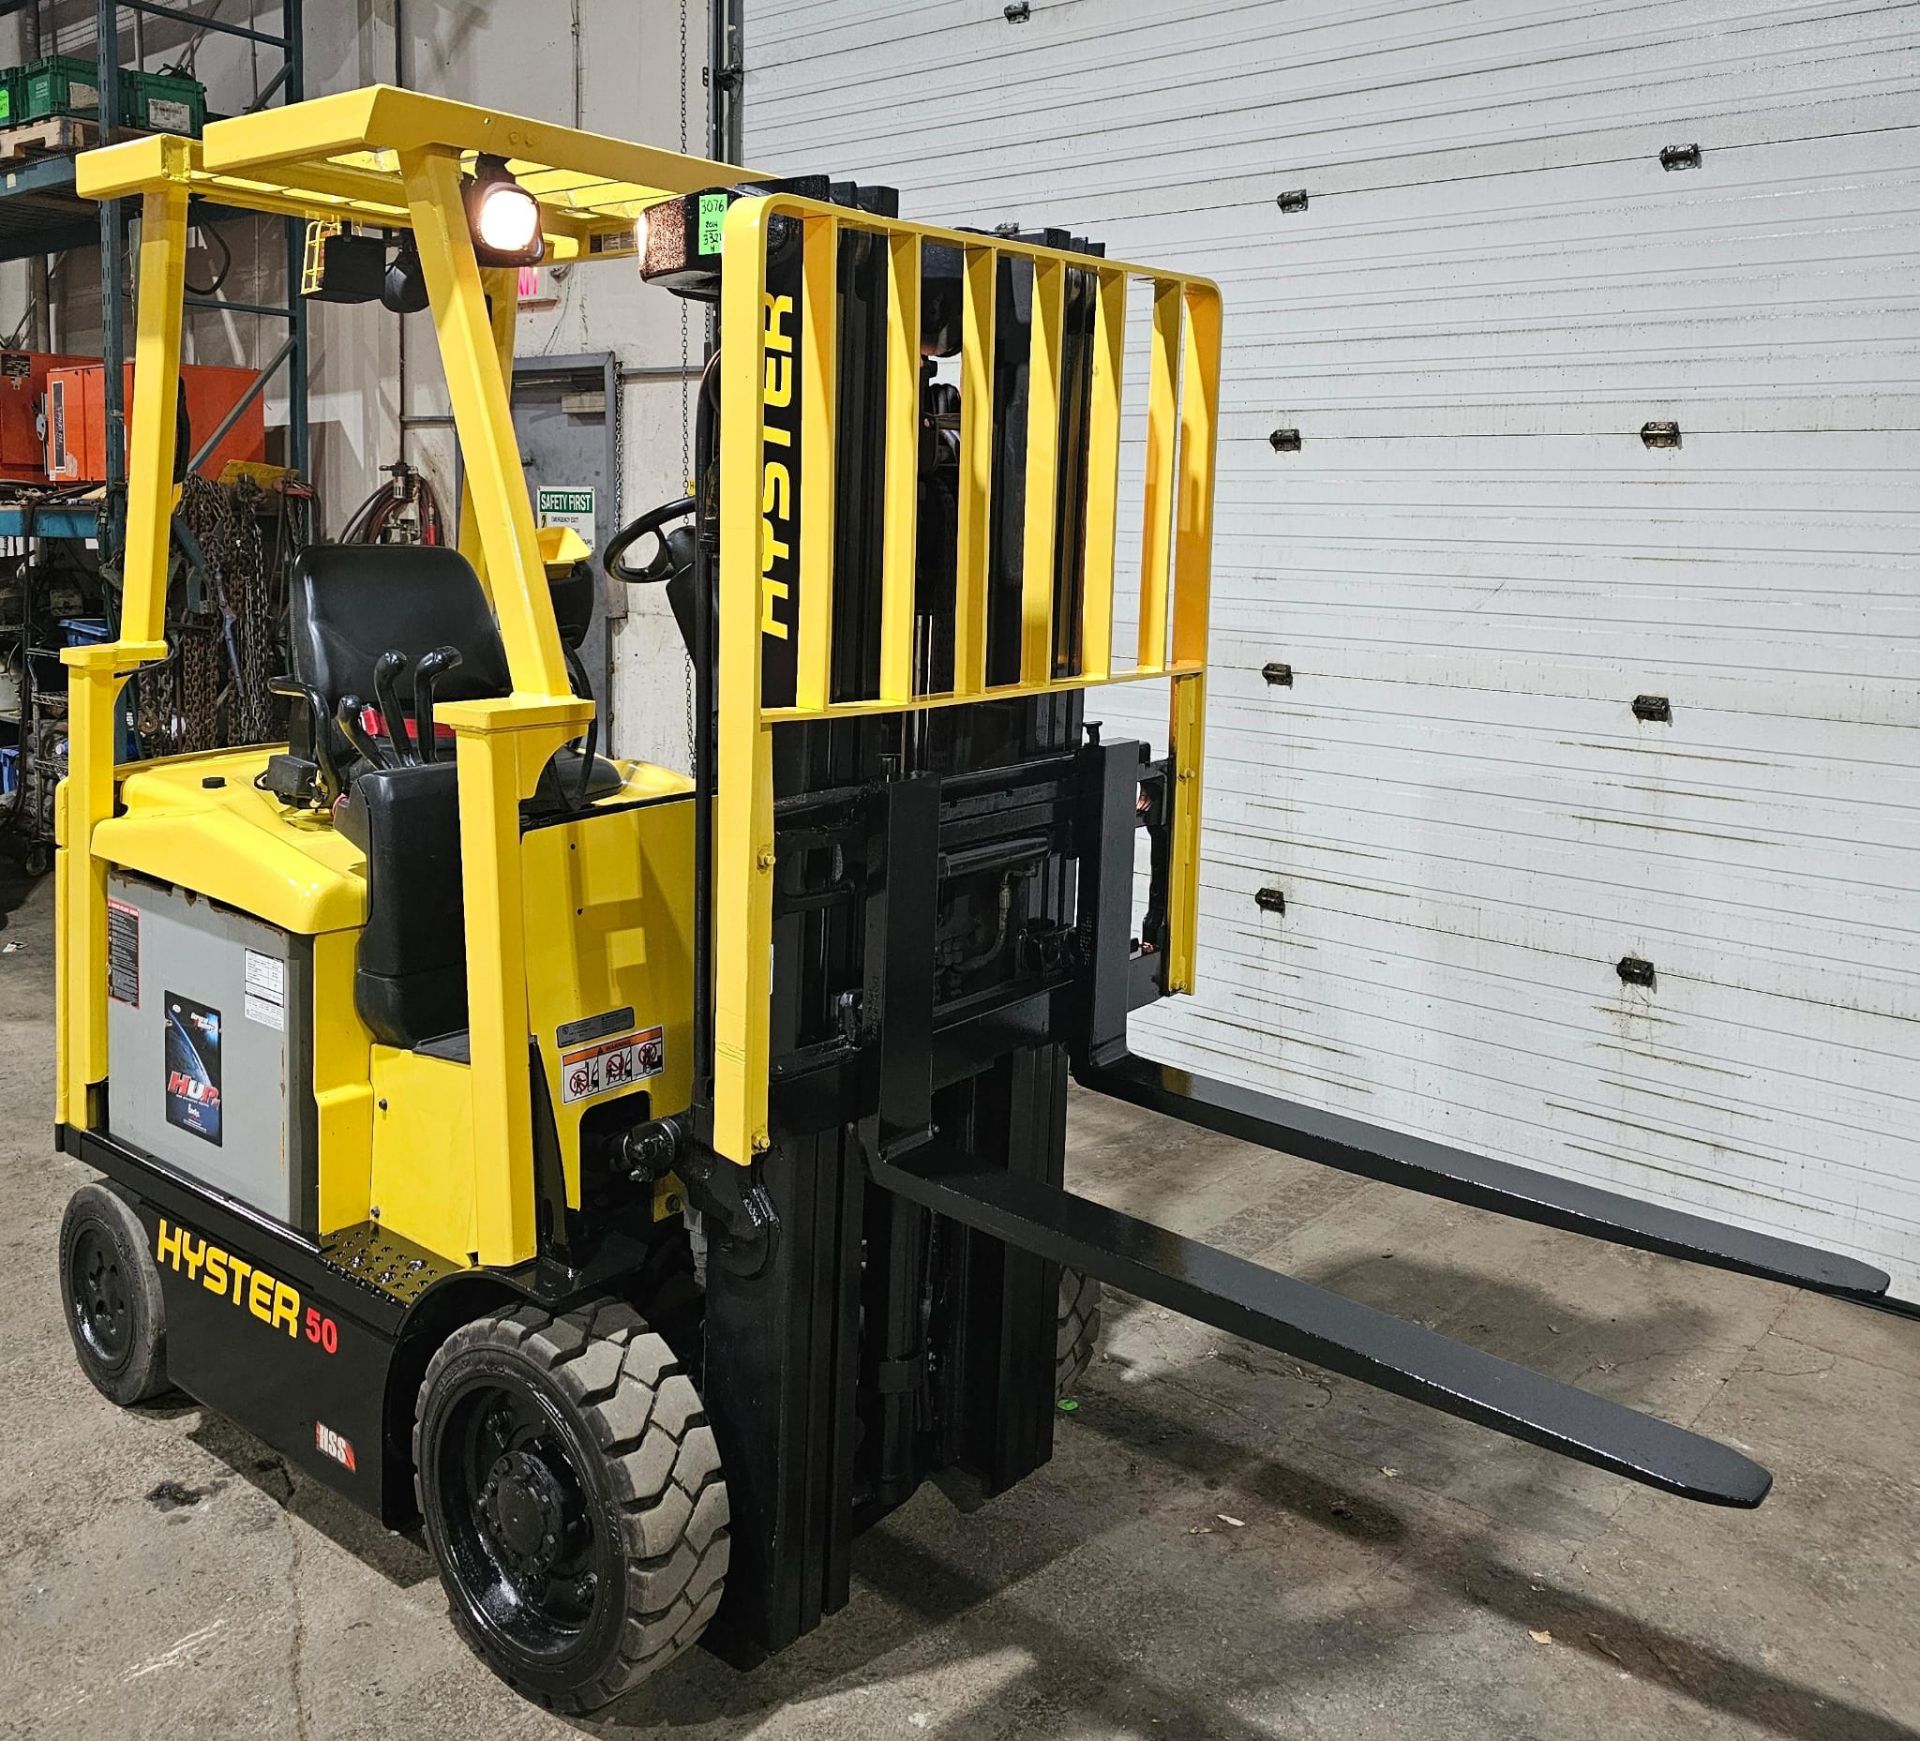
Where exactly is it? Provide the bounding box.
[164,993,222,1145]
[243,950,286,1031]
[107,898,140,1006]
[561,1025,664,1105]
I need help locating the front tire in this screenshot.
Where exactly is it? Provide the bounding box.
[414,1300,728,1712]
[1056,1266,1104,1399]
[59,1183,170,1406]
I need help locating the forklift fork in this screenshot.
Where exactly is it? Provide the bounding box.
[870,1141,1774,1507]
[865,1042,1889,1512]
[1077,1052,1890,1306]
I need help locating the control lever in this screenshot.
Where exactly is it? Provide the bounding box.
[372,650,417,766]
[412,645,462,765]
[265,674,344,805]
[334,694,393,771]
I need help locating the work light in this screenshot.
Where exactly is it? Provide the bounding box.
[382,233,429,313]
[464,155,544,266]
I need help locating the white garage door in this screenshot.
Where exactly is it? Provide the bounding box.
[743,0,1920,1296]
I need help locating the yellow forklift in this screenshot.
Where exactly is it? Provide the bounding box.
[53,88,1890,1712]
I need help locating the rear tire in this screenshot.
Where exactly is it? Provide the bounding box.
[59,1183,170,1406]
[414,1299,728,1712]
[1056,1266,1103,1399]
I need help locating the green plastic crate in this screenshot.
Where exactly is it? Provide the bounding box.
[121,68,206,137]
[0,70,22,127]
[19,55,106,123]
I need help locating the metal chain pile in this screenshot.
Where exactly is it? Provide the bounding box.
[173,473,276,750]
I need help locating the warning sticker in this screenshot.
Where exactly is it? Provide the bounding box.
[244,993,286,1032]
[561,1025,663,1105]
[107,898,140,1006]
[243,950,285,1029]
[244,950,285,999]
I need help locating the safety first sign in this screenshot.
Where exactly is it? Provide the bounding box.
[561,1025,664,1104]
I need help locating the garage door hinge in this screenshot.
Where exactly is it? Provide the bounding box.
[1269,427,1301,452]
[1632,694,1671,723]
[1616,955,1657,989]
[1275,189,1309,213]
[1262,661,1294,687]
[1255,887,1287,915]
[1659,143,1702,171]
[1640,420,1681,449]
[1004,2,1031,20]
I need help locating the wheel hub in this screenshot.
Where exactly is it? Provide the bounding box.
[70,1228,131,1361]
[481,1448,570,1578]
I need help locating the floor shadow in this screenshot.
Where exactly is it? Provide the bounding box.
[1071,1339,1918,1741]
[586,1251,1909,1741]
[186,1408,438,1590]
[0,852,44,932]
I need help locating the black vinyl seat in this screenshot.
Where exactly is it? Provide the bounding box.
[292,545,509,1051]
[291,543,622,1048]
[290,543,512,725]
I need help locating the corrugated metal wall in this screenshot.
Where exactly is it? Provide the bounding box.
[744,0,1920,1296]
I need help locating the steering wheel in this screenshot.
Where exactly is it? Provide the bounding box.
[604,496,695,585]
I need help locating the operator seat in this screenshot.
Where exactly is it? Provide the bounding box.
[291,545,510,1050]
[291,544,624,1049]
[289,543,513,725]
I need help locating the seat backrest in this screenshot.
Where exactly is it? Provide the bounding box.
[289,543,511,712]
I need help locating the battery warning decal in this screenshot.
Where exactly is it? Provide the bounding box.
[562,1025,663,1104]
[164,992,223,1145]
[107,898,139,1006]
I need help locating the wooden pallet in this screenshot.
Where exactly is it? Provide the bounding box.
[0,115,100,165]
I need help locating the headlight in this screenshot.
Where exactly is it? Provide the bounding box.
[463,155,544,266]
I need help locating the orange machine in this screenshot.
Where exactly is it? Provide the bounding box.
[44,360,266,483]
[0,351,93,483]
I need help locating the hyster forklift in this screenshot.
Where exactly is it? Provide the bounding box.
[53,90,1892,1712]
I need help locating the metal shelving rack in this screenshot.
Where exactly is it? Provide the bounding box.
[0,1,306,862]
[95,0,308,560]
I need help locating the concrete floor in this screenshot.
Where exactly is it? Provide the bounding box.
[2,866,1916,1741]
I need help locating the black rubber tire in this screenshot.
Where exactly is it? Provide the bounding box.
[414,1299,729,1712]
[59,1182,170,1406]
[1056,1266,1104,1400]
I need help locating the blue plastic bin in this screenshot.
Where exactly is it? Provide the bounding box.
[57,619,139,760]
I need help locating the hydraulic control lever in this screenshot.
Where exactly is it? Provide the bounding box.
[334,694,392,772]
[412,645,461,765]
[372,650,417,766]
